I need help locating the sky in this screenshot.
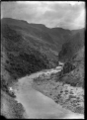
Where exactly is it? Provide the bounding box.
[1,1,85,30]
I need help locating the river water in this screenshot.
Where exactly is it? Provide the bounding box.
[12,66,84,119]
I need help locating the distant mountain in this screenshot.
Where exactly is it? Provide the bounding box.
[1,18,85,89]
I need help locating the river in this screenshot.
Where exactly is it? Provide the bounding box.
[11,66,84,119]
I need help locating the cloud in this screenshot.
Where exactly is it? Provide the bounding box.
[1,1,85,30]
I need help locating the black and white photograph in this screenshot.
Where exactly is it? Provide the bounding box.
[1,1,85,119]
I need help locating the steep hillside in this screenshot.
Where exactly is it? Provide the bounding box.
[1,18,84,94]
[1,27,50,88]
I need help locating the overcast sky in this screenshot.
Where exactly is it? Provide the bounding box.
[1,1,85,30]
